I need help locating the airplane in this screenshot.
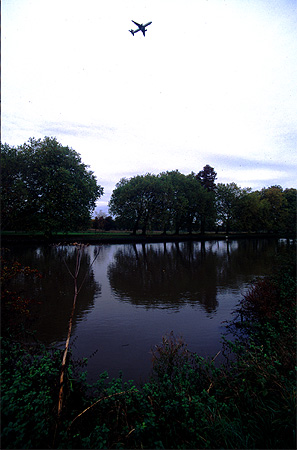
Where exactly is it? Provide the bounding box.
[129,20,152,37]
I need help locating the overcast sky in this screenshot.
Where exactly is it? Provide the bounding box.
[2,0,297,213]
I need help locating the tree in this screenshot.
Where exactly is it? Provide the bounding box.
[153,171,211,235]
[283,188,297,236]
[163,171,189,235]
[234,190,263,232]
[93,216,102,232]
[196,165,217,233]
[216,183,250,234]
[93,211,116,231]
[109,171,218,235]
[137,174,160,235]
[196,165,217,192]
[0,137,103,234]
[149,173,173,234]
[0,143,28,230]
[103,215,116,231]
[109,174,159,235]
[183,173,210,234]
[93,210,107,231]
[259,186,288,233]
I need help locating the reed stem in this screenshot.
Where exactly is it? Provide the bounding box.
[53,244,100,445]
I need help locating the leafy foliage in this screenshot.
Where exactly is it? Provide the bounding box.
[109,169,295,236]
[1,339,61,449]
[196,164,217,192]
[1,137,103,234]
[215,182,251,233]
[109,171,212,235]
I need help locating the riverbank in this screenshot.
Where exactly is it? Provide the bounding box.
[1,230,286,244]
[1,246,296,449]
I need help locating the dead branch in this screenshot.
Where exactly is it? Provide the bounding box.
[57,244,100,417]
[67,388,138,431]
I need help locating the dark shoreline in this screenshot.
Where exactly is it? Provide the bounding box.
[1,231,289,245]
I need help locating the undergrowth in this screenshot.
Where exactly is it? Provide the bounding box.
[1,245,296,449]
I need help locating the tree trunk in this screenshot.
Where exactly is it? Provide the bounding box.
[226,219,230,235]
[175,226,180,235]
[200,216,206,235]
[132,218,139,235]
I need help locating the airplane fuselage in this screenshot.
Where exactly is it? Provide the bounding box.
[129,20,152,36]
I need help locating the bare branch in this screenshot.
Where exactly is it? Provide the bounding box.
[67,388,138,431]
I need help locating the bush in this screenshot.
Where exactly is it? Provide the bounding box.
[1,339,60,449]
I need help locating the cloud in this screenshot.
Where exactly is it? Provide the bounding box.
[209,153,296,171]
[40,122,117,140]
[212,154,297,189]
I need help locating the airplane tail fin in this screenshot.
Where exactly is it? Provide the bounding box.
[129,29,135,36]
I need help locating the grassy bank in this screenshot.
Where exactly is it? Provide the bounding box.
[1,229,284,244]
[1,247,296,449]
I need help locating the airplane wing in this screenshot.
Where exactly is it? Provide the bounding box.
[130,20,151,36]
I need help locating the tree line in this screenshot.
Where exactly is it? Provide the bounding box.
[109,168,296,236]
[1,137,296,236]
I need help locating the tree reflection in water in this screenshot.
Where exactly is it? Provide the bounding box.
[7,244,101,343]
[107,240,274,314]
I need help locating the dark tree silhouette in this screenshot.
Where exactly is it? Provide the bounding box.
[196,165,217,234]
[196,165,217,192]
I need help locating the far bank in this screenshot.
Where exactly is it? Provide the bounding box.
[1,230,291,245]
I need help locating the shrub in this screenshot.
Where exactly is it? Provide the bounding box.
[1,339,60,449]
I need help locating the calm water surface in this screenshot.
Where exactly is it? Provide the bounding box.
[8,239,287,383]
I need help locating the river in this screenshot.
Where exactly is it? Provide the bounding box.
[6,238,288,383]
